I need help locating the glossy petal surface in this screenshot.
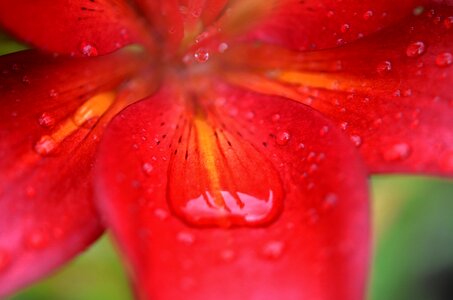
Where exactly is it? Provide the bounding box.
[96,85,369,300]
[0,0,152,56]
[244,0,423,50]
[0,49,145,296]
[222,6,453,176]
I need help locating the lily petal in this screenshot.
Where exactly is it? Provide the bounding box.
[0,0,154,56]
[0,49,146,296]
[95,84,369,300]
[222,5,453,176]
[244,0,424,50]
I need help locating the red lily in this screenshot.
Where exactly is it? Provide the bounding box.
[0,0,452,299]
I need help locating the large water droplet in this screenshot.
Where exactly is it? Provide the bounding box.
[406,41,426,58]
[435,52,453,67]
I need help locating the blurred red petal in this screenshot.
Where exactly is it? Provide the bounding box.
[244,0,423,50]
[0,49,146,296]
[0,0,154,56]
[222,5,453,176]
[96,85,369,299]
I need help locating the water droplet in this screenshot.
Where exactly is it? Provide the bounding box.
[340,122,349,130]
[363,10,373,20]
[406,41,426,58]
[340,23,350,33]
[25,230,47,249]
[177,232,195,245]
[38,112,55,128]
[276,131,291,145]
[22,75,30,84]
[194,48,209,63]
[323,193,338,210]
[271,113,281,122]
[34,136,57,156]
[350,135,362,147]
[435,52,453,67]
[220,249,236,262]
[376,61,392,75]
[326,10,334,18]
[444,16,453,29]
[49,89,58,98]
[79,42,98,57]
[218,43,229,53]
[154,208,169,220]
[319,126,329,136]
[142,162,153,176]
[383,143,412,161]
[413,6,424,16]
[261,240,285,260]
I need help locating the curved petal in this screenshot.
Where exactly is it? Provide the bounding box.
[243,0,424,51]
[95,84,369,299]
[221,5,453,176]
[0,49,147,296]
[0,0,154,56]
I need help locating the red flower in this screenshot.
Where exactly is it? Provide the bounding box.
[0,0,452,299]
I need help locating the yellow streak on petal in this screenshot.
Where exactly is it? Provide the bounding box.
[277,70,350,91]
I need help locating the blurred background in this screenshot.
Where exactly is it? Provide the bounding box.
[2,33,453,300]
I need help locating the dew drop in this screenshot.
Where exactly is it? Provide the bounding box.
[38,112,55,128]
[363,10,373,20]
[383,143,412,161]
[406,41,426,58]
[79,42,98,57]
[142,162,154,176]
[276,131,291,145]
[49,89,58,98]
[154,208,169,220]
[350,135,362,147]
[319,126,329,136]
[323,193,338,210]
[444,16,453,29]
[340,23,350,33]
[261,240,285,260]
[194,48,209,63]
[271,113,281,122]
[218,43,229,53]
[220,249,236,262]
[376,61,392,75]
[177,232,195,245]
[435,52,453,67]
[34,136,57,156]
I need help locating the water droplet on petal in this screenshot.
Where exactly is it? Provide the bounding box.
[261,240,285,260]
[406,41,426,58]
[220,249,236,262]
[383,143,412,161]
[38,112,55,128]
[177,232,195,245]
[323,193,338,210]
[79,42,98,57]
[340,23,350,33]
[435,52,453,67]
[363,10,373,20]
[271,113,281,122]
[142,162,154,176]
[276,131,291,145]
[49,89,58,98]
[319,126,329,136]
[350,135,362,147]
[34,136,57,156]
[194,48,209,63]
[444,16,453,29]
[376,61,392,75]
[218,43,229,53]
[154,208,169,220]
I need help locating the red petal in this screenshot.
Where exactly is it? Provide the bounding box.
[0,49,146,296]
[95,84,369,299]
[221,5,453,176]
[243,0,423,50]
[0,0,154,56]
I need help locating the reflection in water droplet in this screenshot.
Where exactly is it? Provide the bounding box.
[177,232,195,245]
[363,10,373,20]
[194,48,210,63]
[350,135,362,147]
[34,135,57,156]
[276,131,291,145]
[383,143,412,161]
[376,61,392,75]
[154,208,169,220]
[323,193,338,210]
[38,112,55,128]
[435,52,453,67]
[261,240,285,260]
[406,41,426,58]
[79,42,98,57]
[142,162,154,176]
